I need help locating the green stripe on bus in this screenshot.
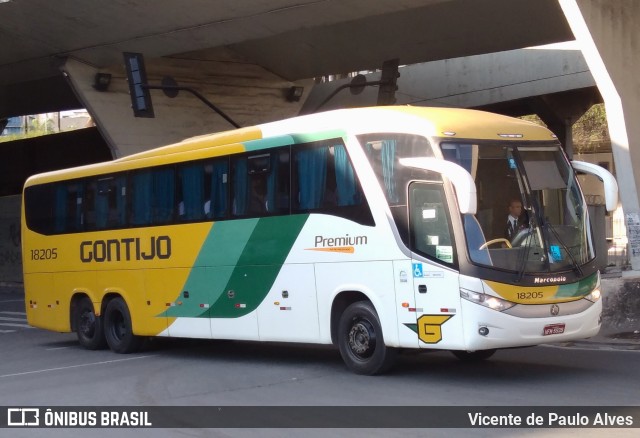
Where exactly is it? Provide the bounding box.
[243,135,294,152]
[554,271,599,298]
[162,219,258,318]
[242,130,347,152]
[162,214,309,319]
[290,130,346,144]
[208,214,309,318]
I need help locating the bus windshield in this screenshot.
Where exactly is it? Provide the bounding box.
[444,142,594,274]
[357,134,594,274]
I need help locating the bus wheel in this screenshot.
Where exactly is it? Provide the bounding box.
[103,297,143,354]
[338,301,397,375]
[451,349,496,362]
[75,297,107,350]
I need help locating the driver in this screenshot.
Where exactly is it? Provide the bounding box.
[504,198,528,243]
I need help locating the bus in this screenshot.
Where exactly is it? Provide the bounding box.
[22,106,618,375]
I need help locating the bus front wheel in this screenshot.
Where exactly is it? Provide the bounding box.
[74,297,107,350]
[103,297,143,354]
[338,301,397,375]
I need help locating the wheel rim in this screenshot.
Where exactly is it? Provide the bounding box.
[348,318,376,359]
[79,309,95,338]
[109,311,126,341]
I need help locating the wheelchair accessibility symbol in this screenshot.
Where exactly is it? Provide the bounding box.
[412,263,423,278]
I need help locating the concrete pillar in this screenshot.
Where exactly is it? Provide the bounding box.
[560,0,640,271]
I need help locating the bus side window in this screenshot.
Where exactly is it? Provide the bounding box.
[92,176,127,230]
[152,167,175,224]
[61,182,84,232]
[232,154,267,217]
[333,144,361,207]
[292,141,362,211]
[53,184,68,233]
[130,167,175,226]
[208,159,229,219]
[232,148,288,217]
[292,140,373,226]
[84,180,98,230]
[23,184,55,235]
[231,156,249,217]
[364,140,400,204]
[130,170,153,225]
[293,144,329,211]
[178,163,205,221]
[270,149,290,214]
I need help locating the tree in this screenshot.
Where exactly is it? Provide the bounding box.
[520,104,610,154]
[573,104,610,153]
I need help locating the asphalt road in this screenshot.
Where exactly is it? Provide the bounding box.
[1,289,639,437]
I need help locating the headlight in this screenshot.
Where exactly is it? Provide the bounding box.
[460,288,516,312]
[585,288,601,302]
[585,272,602,303]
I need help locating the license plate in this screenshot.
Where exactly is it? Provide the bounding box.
[543,323,565,336]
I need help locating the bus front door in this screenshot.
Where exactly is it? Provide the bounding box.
[409,182,463,349]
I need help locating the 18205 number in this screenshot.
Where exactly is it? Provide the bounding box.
[516,291,544,300]
[30,248,58,260]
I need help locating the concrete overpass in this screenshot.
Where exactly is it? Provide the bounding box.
[1,0,640,274]
[1,0,578,156]
[302,46,601,157]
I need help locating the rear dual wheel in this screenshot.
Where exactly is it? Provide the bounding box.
[75,297,107,350]
[103,297,143,354]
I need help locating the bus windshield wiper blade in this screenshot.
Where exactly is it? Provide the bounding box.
[544,221,583,276]
[515,226,535,283]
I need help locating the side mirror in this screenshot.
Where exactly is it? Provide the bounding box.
[571,160,619,212]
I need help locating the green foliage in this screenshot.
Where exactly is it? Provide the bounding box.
[520,104,609,154]
[573,103,609,145]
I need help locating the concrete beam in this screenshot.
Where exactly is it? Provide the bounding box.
[62,50,311,157]
[302,48,602,159]
[302,48,598,114]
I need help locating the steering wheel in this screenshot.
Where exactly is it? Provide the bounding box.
[511,228,533,248]
[479,238,512,250]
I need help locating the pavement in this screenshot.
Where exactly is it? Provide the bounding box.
[2,274,639,351]
[572,271,640,351]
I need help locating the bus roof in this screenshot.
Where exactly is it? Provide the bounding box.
[24,106,556,187]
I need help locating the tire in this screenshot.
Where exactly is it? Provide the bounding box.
[74,297,107,350]
[451,349,496,362]
[337,301,398,375]
[103,297,143,354]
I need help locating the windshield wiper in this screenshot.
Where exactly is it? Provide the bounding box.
[543,220,584,276]
[514,221,539,283]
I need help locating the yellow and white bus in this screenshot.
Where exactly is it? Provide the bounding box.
[22,106,617,374]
